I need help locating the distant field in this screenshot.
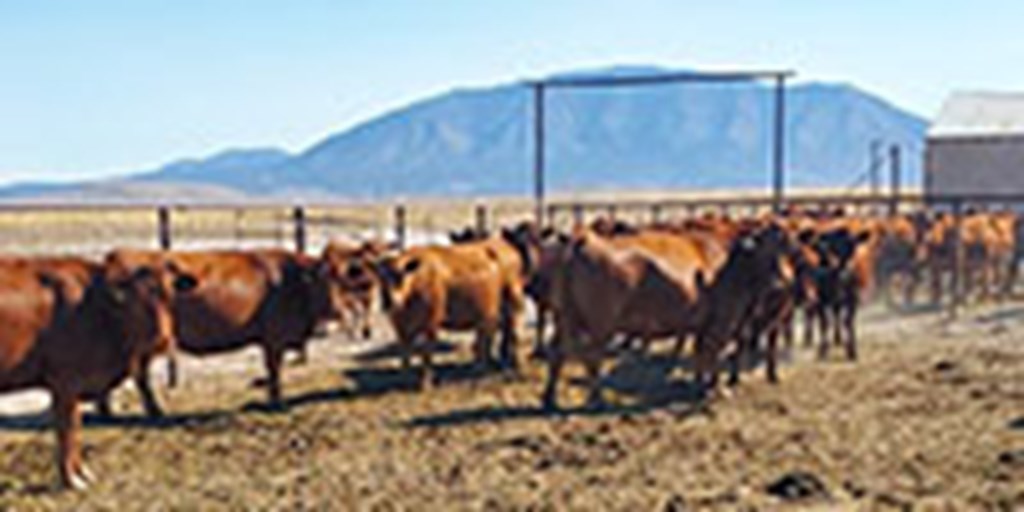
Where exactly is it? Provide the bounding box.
[0,187,903,255]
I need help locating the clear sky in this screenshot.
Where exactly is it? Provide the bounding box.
[0,0,1020,184]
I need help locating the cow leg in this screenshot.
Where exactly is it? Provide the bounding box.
[361,311,373,340]
[905,267,919,306]
[831,303,842,352]
[582,348,605,410]
[930,264,942,306]
[166,354,179,389]
[844,302,859,361]
[540,334,564,411]
[765,326,780,383]
[473,322,497,370]
[52,391,90,491]
[782,311,794,352]
[499,320,520,372]
[802,306,815,348]
[262,346,285,409]
[692,334,718,397]
[419,329,440,391]
[671,334,689,359]
[817,306,830,360]
[94,394,114,418]
[531,306,548,360]
[134,356,165,419]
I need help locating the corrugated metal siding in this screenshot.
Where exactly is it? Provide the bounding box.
[926,137,1024,195]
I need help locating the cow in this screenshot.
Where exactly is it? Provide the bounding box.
[0,256,196,490]
[798,227,872,361]
[539,231,708,410]
[98,248,335,415]
[692,224,793,394]
[320,240,393,341]
[374,241,525,389]
[874,214,926,307]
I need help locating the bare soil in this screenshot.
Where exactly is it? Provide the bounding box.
[0,302,1022,511]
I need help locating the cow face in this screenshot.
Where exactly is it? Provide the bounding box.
[813,229,870,271]
[501,222,551,278]
[314,253,378,322]
[374,256,423,312]
[102,264,198,365]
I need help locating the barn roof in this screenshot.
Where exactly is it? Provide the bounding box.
[929,91,1024,139]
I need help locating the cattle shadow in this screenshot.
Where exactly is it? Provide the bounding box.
[274,340,512,410]
[403,349,714,429]
[0,409,232,432]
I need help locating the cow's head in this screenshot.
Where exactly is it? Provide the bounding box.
[98,261,198,369]
[500,221,555,278]
[373,254,424,312]
[315,243,383,322]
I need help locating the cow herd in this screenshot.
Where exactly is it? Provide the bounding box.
[0,204,1020,490]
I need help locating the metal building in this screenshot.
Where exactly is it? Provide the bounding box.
[926,91,1024,197]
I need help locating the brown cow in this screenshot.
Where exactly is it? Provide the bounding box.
[540,232,708,410]
[0,256,196,489]
[375,241,525,389]
[874,213,926,307]
[693,224,793,393]
[320,239,393,340]
[100,248,334,414]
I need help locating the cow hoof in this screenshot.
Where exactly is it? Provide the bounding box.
[540,397,559,413]
[61,473,90,492]
[144,406,166,421]
[584,396,606,411]
[78,465,97,484]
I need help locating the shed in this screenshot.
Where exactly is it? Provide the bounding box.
[925,91,1024,197]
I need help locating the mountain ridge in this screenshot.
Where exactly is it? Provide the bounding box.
[0,65,928,201]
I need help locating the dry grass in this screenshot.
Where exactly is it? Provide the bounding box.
[0,187,917,255]
[0,301,1021,511]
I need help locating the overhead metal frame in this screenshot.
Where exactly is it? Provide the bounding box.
[527,69,795,223]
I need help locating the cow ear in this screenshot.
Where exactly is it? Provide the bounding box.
[797,229,816,245]
[402,258,422,275]
[854,231,872,245]
[540,227,556,240]
[174,273,199,293]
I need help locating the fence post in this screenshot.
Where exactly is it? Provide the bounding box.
[950,199,964,319]
[572,204,584,226]
[292,206,307,254]
[651,203,663,224]
[394,204,407,249]
[546,204,557,227]
[607,204,617,221]
[474,204,488,234]
[157,206,172,250]
[889,144,901,216]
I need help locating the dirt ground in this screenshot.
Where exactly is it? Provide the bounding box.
[0,301,1022,511]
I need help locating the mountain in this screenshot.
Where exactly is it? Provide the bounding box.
[0,66,928,201]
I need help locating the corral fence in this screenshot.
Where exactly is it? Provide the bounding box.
[3,191,1024,318]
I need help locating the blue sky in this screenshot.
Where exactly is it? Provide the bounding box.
[0,0,1021,184]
